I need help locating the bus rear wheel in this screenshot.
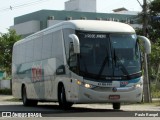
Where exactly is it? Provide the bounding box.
[22,86,38,106]
[112,103,121,110]
[58,85,73,109]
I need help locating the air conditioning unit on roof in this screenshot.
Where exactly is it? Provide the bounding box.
[48,16,54,20]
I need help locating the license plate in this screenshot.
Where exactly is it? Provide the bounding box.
[109,95,120,100]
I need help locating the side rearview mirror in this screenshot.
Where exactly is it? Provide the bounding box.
[69,34,80,54]
[138,36,151,54]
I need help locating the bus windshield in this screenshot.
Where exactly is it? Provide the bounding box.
[77,31,141,80]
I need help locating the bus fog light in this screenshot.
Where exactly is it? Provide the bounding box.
[85,83,92,88]
[134,83,142,88]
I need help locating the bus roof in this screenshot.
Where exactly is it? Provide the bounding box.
[14,20,135,46]
[65,20,135,33]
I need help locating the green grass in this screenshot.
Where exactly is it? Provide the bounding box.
[140,101,160,106]
[151,101,160,106]
[152,91,160,98]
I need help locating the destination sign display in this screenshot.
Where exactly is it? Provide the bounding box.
[83,33,107,39]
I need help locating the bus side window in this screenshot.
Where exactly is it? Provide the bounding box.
[69,42,77,72]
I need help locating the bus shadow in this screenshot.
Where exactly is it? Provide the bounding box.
[0,104,125,117]
[36,104,125,117]
[39,104,123,111]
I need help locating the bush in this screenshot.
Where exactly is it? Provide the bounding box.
[0,88,12,95]
[151,83,160,98]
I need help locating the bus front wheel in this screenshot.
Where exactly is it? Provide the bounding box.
[112,103,121,110]
[58,85,73,109]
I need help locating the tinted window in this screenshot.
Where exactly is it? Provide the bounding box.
[52,30,63,60]
[25,41,34,62]
[33,37,43,61]
[63,29,75,63]
[42,33,52,59]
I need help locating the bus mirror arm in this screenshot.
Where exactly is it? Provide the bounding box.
[137,36,151,54]
[69,34,80,54]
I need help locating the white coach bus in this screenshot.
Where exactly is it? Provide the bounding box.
[12,20,151,110]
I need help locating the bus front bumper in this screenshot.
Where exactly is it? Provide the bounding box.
[75,85,143,103]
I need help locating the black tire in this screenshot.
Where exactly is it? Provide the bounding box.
[113,103,121,110]
[58,85,73,109]
[22,86,38,106]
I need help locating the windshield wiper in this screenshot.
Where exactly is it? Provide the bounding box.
[113,49,130,79]
[96,49,109,79]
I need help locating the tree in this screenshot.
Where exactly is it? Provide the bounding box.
[0,29,21,76]
[136,0,160,101]
[147,0,160,82]
[136,0,160,81]
[149,39,160,81]
[148,0,160,42]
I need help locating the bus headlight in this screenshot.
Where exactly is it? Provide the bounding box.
[76,80,95,89]
[84,83,92,88]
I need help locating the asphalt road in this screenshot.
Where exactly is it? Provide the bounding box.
[0,95,160,118]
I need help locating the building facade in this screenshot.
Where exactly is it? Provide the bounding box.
[65,0,96,12]
[10,9,140,37]
[11,0,141,37]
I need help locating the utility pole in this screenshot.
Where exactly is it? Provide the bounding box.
[142,0,152,103]
[143,0,148,37]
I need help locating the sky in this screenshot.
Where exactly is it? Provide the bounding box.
[0,0,143,33]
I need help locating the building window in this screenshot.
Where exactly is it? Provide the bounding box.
[66,17,72,20]
[81,17,87,20]
[96,18,102,20]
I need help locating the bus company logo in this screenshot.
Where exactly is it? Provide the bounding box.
[120,81,128,86]
[31,64,42,82]
[112,87,117,92]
